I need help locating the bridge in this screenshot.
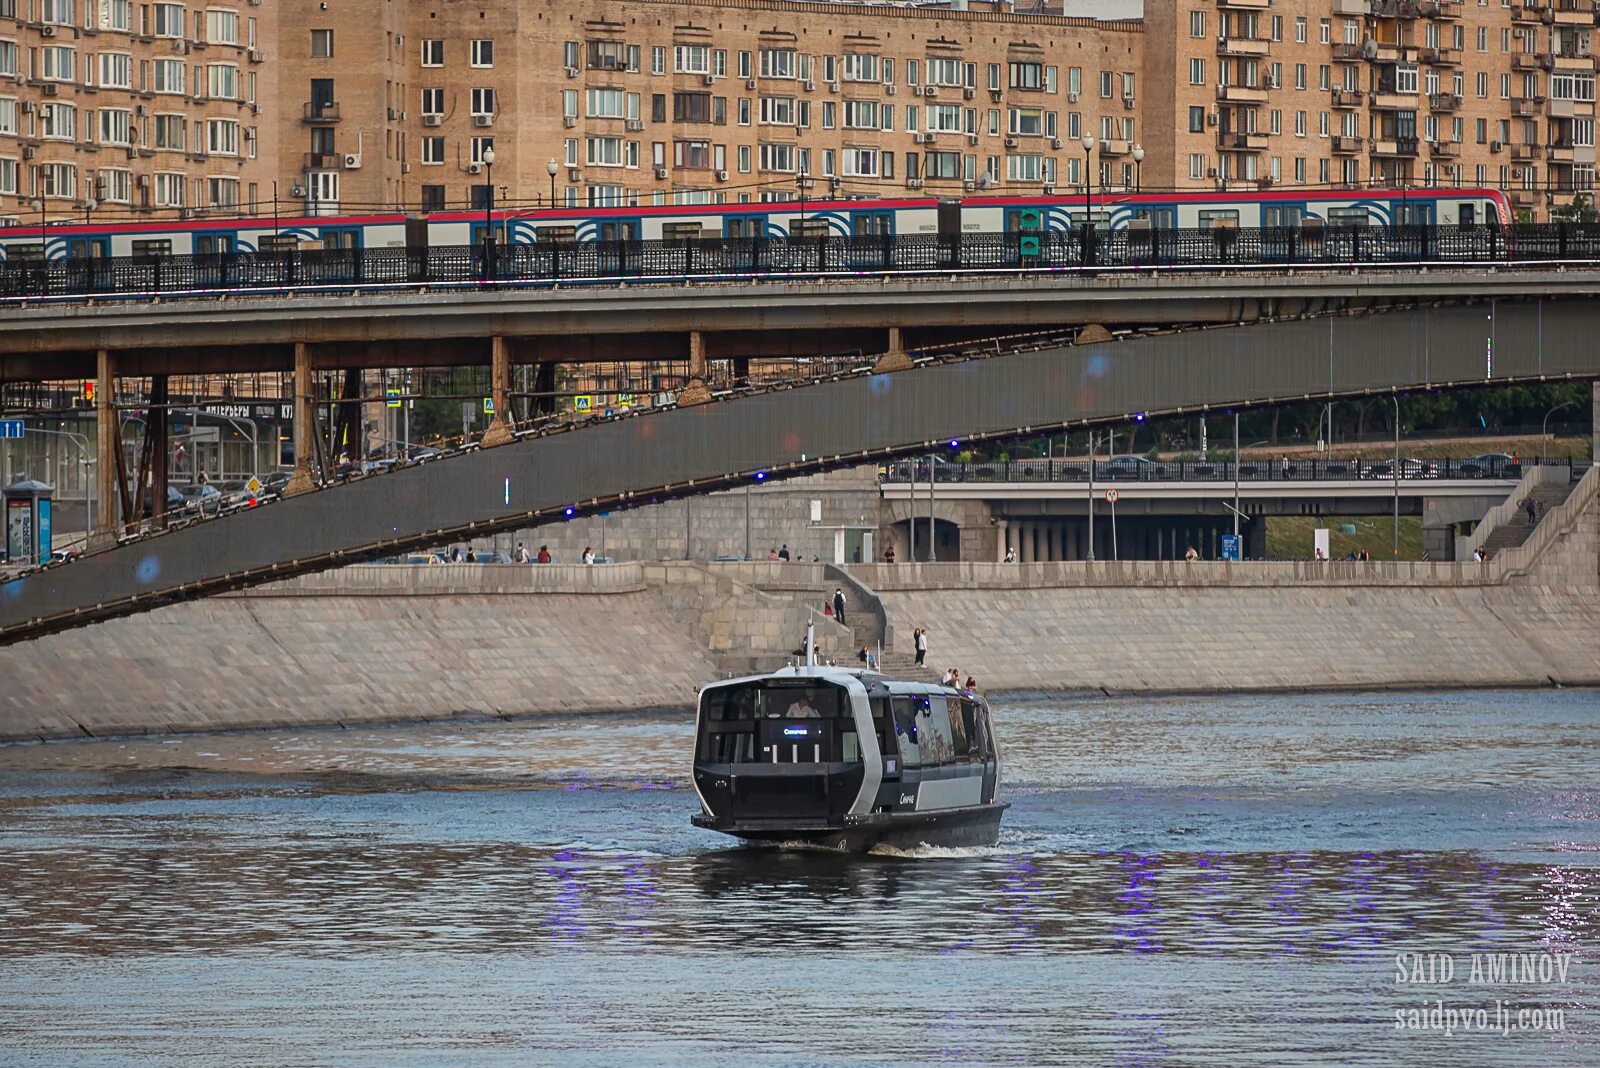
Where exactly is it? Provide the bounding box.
[3,299,1597,645]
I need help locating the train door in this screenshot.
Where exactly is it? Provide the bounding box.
[194,232,235,286]
[724,214,766,239]
[1131,205,1176,229]
[1261,203,1303,260]
[937,199,962,267]
[849,210,894,267]
[63,234,110,291]
[595,217,640,275]
[317,225,363,280]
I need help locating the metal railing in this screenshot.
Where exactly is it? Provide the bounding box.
[881,455,1586,484]
[10,223,1600,301]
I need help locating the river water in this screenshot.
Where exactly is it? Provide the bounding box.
[0,689,1595,1066]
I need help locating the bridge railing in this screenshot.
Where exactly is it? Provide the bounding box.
[880,455,1582,484]
[9,223,1600,300]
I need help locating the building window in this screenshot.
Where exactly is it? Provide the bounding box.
[207,63,238,99]
[153,113,185,149]
[41,46,75,82]
[39,102,75,140]
[758,141,795,172]
[98,53,132,90]
[205,8,238,46]
[207,176,239,209]
[0,157,16,196]
[927,57,963,88]
[420,39,443,67]
[471,39,493,68]
[470,87,495,117]
[207,118,239,155]
[1189,59,1205,87]
[154,171,184,207]
[843,53,880,83]
[1189,10,1205,37]
[759,48,795,79]
[421,136,443,164]
[310,29,333,58]
[154,58,184,94]
[1009,61,1042,91]
[1189,153,1205,180]
[0,42,14,78]
[97,107,131,145]
[1295,17,1306,43]
[421,87,443,117]
[674,45,710,75]
[0,98,15,136]
[152,1,183,37]
[97,167,131,203]
[100,0,131,31]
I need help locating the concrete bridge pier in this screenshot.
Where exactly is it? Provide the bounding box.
[679,330,711,406]
[480,335,513,447]
[873,327,913,373]
[283,342,317,497]
[91,348,118,548]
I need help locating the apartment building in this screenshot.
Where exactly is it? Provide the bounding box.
[278,0,1145,219]
[0,0,278,229]
[1147,0,1598,217]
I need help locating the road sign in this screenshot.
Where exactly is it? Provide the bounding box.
[245,476,263,496]
[482,396,495,414]
[603,408,615,419]
[573,395,593,412]
[1103,488,1120,503]
[0,419,23,440]
[385,388,402,409]
[1220,533,1241,561]
[616,392,633,408]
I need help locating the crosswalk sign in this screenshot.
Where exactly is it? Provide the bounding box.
[482,396,495,414]
[573,395,593,412]
[386,388,402,409]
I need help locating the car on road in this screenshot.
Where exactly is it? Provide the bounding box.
[1099,454,1161,479]
[1457,453,1517,477]
[180,483,224,514]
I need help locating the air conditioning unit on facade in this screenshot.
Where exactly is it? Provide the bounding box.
[565,67,578,78]
[967,133,978,145]
[1068,91,1079,102]
[964,87,976,99]
[291,183,306,196]
[655,167,668,179]
[423,114,442,126]
[703,73,715,85]
[625,118,644,131]
[563,115,576,127]
[923,85,937,97]
[1124,97,1136,109]
[1005,136,1018,147]
[917,132,934,143]
[716,169,728,181]
[1052,138,1063,149]
[746,79,757,90]
[907,178,923,188]
[474,113,494,127]
[885,83,896,95]
[41,25,56,37]
[343,153,361,168]
[828,82,839,93]
[1207,111,1219,125]
[1042,184,1055,194]
[803,80,815,91]
[467,162,481,174]
[963,180,976,191]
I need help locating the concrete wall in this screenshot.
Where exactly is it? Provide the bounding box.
[2,477,1594,741]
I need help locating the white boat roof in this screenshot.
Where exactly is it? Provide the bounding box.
[702,663,974,698]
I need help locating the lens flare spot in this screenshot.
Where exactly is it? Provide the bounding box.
[135,555,161,584]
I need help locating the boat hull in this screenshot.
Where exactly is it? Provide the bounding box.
[692,801,1008,852]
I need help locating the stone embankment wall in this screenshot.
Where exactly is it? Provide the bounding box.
[0,471,1593,741]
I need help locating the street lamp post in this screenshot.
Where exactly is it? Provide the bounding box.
[1080,135,1096,266]
[547,158,559,208]
[481,145,496,280]
[1132,143,1144,193]
[1542,399,1579,442]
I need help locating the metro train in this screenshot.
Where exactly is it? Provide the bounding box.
[0,187,1512,261]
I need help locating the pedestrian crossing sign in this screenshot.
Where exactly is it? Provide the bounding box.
[573,395,593,412]
[482,396,495,414]
[386,388,402,409]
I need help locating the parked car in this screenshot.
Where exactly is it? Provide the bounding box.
[180,483,224,514]
[1458,453,1516,477]
[1100,454,1160,479]
[49,547,81,564]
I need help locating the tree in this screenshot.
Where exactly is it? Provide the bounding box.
[1550,193,1600,225]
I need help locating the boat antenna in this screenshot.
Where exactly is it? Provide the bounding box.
[806,619,817,668]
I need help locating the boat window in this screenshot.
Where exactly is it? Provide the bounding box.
[703,682,848,720]
[921,697,954,765]
[960,699,989,760]
[945,697,972,760]
[891,696,921,767]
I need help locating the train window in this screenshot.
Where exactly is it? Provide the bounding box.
[131,239,172,259]
[1198,209,1240,229]
[536,225,577,243]
[663,221,708,241]
[1459,203,1476,228]
[8,243,44,262]
[851,212,893,236]
[259,234,299,253]
[1263,205,1303,227]
[196,234,232,255]
[1328,206,1369,227]
[793,217,830,238]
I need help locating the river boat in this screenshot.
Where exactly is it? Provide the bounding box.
[691,629,1006,851]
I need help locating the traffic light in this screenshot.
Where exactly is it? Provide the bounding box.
[1017,209,1042,256]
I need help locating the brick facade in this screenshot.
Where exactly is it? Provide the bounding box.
[0,0,277,229]
[5,0,1597,227]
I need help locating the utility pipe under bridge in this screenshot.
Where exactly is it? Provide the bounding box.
[2,299,1598,646]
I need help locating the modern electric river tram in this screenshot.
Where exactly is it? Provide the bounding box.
[691,645,1006,852]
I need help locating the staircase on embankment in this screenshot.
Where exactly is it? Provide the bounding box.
[1481,479,1580,557]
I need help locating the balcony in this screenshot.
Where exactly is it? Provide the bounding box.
[1331,42,1364,61]
[1510,188,1538,208]
[302,151,340,170]
[1333,0,1367,12]
[1434,0,1465,15]
[302,101,340,123]
[1370,137,1420,156]
[1216,36,1271,57]
[1216,83,1269,103]
[1428,139,1461,158]
[1547,96,1596,118]
[1371,90,1418,109]
[1547,142,1579,162]
[1512,51,1544,70]
[1511,1,1548,22]
[1420,46,1460,65]
[1099,138,1131,156]
[1217,0,1271,9]
[1218,131,1269,150]
[1511,95,1546,116]
[1332,88,1365,107]
[1333,135,1365,153]
[1369,0,1422,16]
[1509,142,1541,161]
[1428,92,1462,110]
[1372,42,1419,63]
[1547,50,1594,69]
[1550,0,1597,24]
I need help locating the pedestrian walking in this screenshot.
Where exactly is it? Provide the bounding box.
[1004,547,1017,563]
[537,545,551,564]
[514,542,529,563]
[767,547,778,561]
[581,546,595,565]
[1525,497,1537,525]
[833,587,847,626]
[778,544,791,561]
[914,627,928,667]
[884,545,896,564]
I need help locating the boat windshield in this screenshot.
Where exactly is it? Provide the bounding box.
[703,681,850,721]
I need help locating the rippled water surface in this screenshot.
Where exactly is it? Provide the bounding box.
[1,689,1596,1066]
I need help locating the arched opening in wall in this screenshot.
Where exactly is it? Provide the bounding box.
[892,518,961,562]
